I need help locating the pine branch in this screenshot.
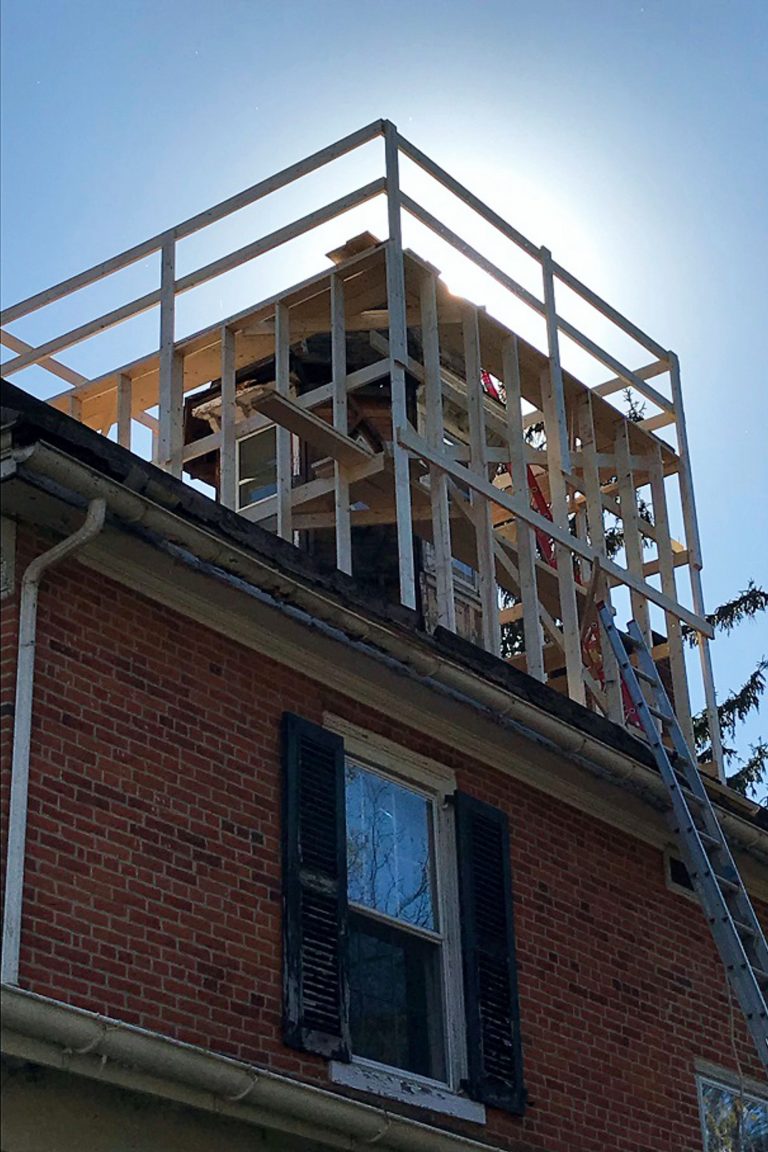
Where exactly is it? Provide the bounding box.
[691,657,766,753]
[622,387,647,423]
[682,581,768,645]
[717,657,767,739]
[726,742,768,798]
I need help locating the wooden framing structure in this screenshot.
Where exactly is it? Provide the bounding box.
[0,119,723,775]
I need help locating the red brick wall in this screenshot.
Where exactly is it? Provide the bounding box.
[1,526,764,1151]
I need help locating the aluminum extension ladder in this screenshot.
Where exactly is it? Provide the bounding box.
[597,604,768,1070]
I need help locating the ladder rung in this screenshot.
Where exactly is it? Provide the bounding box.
[620,633,642,652]
[675,825,721,851]
[672,823,713,843]
[751,967,768,986]
[634,666,659,685]
[647,704,674,723]
[733,920,757,938]
[675,786,705,807]
[715,873,741,893]
[677,783,704,811]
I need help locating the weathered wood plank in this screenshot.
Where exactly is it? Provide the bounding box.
[220,327,237,510]
[464,304,501,656]
[421,272,455,631]
[331,274,352,574]
[385,123,416,611]
[501,336,544,681]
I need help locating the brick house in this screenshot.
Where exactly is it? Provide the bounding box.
[1,123,767,1150]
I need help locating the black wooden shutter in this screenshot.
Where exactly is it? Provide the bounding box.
[282,713,350,1059]
[455,791,526,1114]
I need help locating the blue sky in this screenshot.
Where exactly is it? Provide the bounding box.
[1,0,766,770]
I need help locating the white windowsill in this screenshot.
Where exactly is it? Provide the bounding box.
[329,1060,486,1124]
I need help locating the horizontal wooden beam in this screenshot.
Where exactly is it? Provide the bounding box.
[593,358,669,398]
[557,317,675,414]
[397,130,667,359]
[3,179,388,378]
[1,288,161,377]
[2,120,386,327]
[44,245,384,412]
[0,328,88,389]
[247,384,375,466]
[173,178,387,299]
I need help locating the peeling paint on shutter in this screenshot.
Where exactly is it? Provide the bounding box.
[282,713,350,1059]
[455,791,526,1114]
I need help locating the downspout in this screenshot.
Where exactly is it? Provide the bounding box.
[1,498,106,985]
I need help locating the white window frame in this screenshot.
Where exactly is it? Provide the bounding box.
[324,714,484,1125]
[696,1064,768,1151]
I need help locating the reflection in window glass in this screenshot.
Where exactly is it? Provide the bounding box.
[345,763,437,930]
[700,1077,768,1151]
[238,428,277,509]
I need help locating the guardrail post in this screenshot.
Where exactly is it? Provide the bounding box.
[158,238,183,478]
[384,122,416,611]
[540,247,571,476]
[669,350,724,778]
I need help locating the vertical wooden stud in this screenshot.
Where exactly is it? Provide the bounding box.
[220,326,237,510]
[116,374,132,449]
[649,444,694,747]
[384,121,416,610]
[275,302,293,541]
[502,336,544,681]
[540,367,584,704]
[331,275,352,574]
[463,305,500,657]
[540,248,571,476]
[615,424,652,648]
[66,393,82,421]
[577,393,622,721]
[421,272,455,631]
[669,351,724,776]
[158,238,183,477]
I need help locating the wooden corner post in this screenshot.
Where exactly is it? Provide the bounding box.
[384,122,417,610]
[421,271,455,631]
[540,250,583,704]
[158,238,183,478]
[668,350,724,778]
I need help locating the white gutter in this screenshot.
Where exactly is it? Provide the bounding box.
[0,986,500,1152]
[1,498,106,985]
[7,440,767,862]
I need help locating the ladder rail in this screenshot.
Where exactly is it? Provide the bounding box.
[598,604,768,1070]
[626,623,768,962]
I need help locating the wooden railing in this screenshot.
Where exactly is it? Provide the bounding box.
[0,119,723,774]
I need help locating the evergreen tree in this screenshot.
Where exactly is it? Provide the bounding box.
[683,581,768,798]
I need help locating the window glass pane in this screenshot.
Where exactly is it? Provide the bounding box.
[348,910,445,1081]
[238,428,277,508]
[701,1079,768,1151]
[345,763,437,930]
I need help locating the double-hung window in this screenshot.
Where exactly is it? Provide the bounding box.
[281,712,526,1118]
[345,759,448,1083]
